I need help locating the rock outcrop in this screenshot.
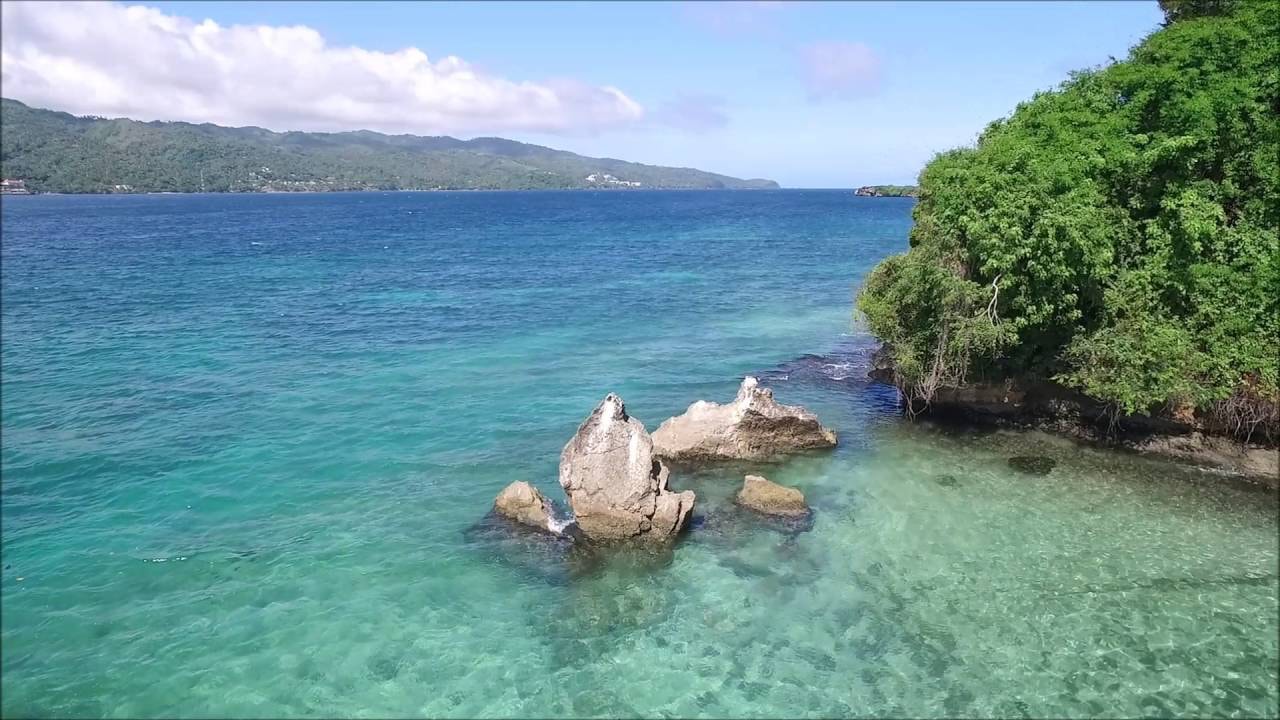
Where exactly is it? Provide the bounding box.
[558,393,696,540]
[867,366,1278,485]
[493,481,556,532]
[651,377,837,463]
[735,474,810,517]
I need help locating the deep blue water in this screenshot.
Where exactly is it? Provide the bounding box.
[1,190,1276,718]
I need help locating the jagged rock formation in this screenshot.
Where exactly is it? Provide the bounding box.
[652,377,837,463]
[735,474,810,517]
[558,394,695,540]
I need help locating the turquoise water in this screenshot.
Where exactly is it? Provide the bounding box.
[1,190,1276,718]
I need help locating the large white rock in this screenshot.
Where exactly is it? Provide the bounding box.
[652,377,837,463]
[558,393,695,540]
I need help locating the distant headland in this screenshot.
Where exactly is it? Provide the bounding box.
[0,99,779,194]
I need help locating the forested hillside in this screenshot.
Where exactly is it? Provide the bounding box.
[0,100,778,193]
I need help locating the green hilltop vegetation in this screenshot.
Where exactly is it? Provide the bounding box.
[854,185,919,197]
[0,99,778,193]
[857,0,1279,440]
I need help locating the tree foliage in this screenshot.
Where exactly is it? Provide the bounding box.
[1159,0,1241,24]
[857,2,1279,440]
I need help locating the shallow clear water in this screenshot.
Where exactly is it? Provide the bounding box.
[2,190,1276,718]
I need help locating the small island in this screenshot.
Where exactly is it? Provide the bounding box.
[853,184,918,198]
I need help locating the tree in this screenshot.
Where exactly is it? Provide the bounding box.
[856,1,1279,440]
[1159,0,1240,24]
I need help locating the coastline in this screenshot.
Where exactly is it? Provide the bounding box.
[867,363,1279,486]
[0,186,788,196]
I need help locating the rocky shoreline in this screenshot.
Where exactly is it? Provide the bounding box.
[868,362,1278,485]
[482,350,1275,557]
[488,377,827,543]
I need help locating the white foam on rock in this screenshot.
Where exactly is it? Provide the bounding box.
[546,513,574,535]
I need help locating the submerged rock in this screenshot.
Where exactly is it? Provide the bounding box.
[652,377,837,463]
[693,502,815,544]
[736,474,810,518]
[493,481,557,532]
[464,509,575,586]
[1131,432,1279,483]
[558,393,696,540]
[1008,456,1056,476]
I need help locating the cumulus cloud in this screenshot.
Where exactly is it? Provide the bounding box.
[800,42,881,101]
[652,93,730,133]
[0,1,645,136]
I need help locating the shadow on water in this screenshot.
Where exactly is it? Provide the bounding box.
[754,334,878,390]
[462,512,684,588]
[750,335,905,431]
[460,521,690,682]
[1008,455,1057,476]
[934,474,962,488]
[688,502,815,545]
[114,529,320,590]
[461,473,826,592]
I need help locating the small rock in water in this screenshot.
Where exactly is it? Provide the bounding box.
[1008,456,1056,476]
[934,474,960,488]
[492,480,557,533]
[736,474,810,518]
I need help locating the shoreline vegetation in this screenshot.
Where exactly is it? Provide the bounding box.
[0,98,778,194]
[855,0,1279,479]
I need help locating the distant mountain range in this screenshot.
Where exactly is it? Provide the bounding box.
[0,99,779,193]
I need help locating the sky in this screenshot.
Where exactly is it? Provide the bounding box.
[0,1,1166,187]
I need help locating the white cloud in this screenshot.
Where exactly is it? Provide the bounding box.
[800,42,881,101]
[0,1,645,136]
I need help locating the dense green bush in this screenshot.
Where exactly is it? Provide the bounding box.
[857,1,1279,440]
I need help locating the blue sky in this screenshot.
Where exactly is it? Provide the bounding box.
[3,1,1165,187]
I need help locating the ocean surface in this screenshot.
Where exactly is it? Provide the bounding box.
[1,190,1276,718]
